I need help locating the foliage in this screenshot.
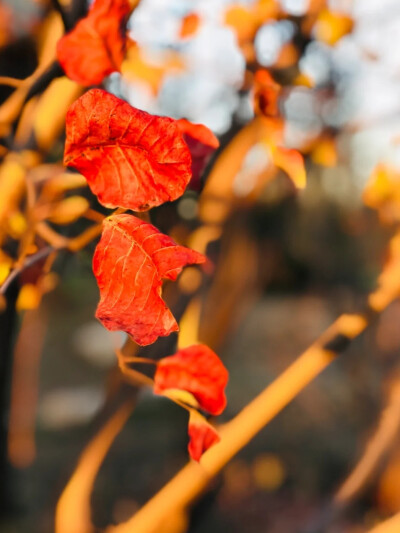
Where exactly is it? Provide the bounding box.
[2,0,400,532]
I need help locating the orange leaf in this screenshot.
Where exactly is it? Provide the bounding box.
[314,9,353,46]
[93,214,205,346]
[188,410,220,462]
[154,344,228,415]
[310,136,337,167]
[363,164,400,224]
[179,13,201,39]
[48,196,89,225]
[56,0,131,86]
[253,70,281,117]
[64,89,192,211]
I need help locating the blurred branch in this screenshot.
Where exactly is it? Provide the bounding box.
[335,378,400,505]
[0,245,54,295]
[296,378,400,533]
[367,511,400,533]
[50,0,70,31]
[108,229,400,533]
[55,399,136,533]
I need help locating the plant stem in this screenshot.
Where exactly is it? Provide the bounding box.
[108,233,400,533]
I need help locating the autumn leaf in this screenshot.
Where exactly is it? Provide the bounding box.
[56,0,131,86]
[93,214,205,346]
[363,164,400,224]
[154,344,228,415]
[64,89,193,211]
[253,70,281,117]
[313,9,353,46]
[177,119,219,190]
[188,410,220,462]
[179,13,201,39]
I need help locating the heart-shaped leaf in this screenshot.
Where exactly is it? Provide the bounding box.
[64,89,192,211]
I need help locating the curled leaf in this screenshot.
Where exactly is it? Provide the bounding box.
[188,410,220,462]
[93,214,205,345]
[56,0,131,86]
[177,119,219,190]
[154,344,228,415]
[64,89,192,211]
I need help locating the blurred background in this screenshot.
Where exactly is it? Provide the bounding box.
[2,0,400,532]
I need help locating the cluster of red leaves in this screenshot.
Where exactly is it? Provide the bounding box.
[60,5,225,461]
[154,344,228,461]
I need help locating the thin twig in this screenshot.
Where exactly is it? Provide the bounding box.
[0,246,54,295]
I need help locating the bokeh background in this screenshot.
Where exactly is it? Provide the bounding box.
[2,1,400,532]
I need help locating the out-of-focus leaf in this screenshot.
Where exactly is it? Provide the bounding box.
[253,70,281,117]
[56,0,131,85]
[7,212,27,238]
[154,344,228,415]
[273,42,299,69]
[33,77,82,151]
[121,45,183,95]
[0,157,26,227]
[225,5,258,42]
[40,173,87,200]
[314,9,353,46]
[188,410,220,462]
[16,284,41,311]
[310,136,337,167]
[179,13,201,39]
[93,214,205,346]
[363,164,400,224]
[64,89,192,211]
[48,196,89,225]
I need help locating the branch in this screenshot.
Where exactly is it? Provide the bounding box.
[335,378,400,505]
[107,231,400,533]
[0,246,54,295]
[367,511,400,533]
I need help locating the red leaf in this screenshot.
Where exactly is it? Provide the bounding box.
[93,214,205,345]
[177,119,219,190]
[154,344,228,415]
[188,411,220,462]
[56,0,131,86]
[64,89,193,211]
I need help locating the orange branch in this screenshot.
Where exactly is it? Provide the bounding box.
[55,400,135,533]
